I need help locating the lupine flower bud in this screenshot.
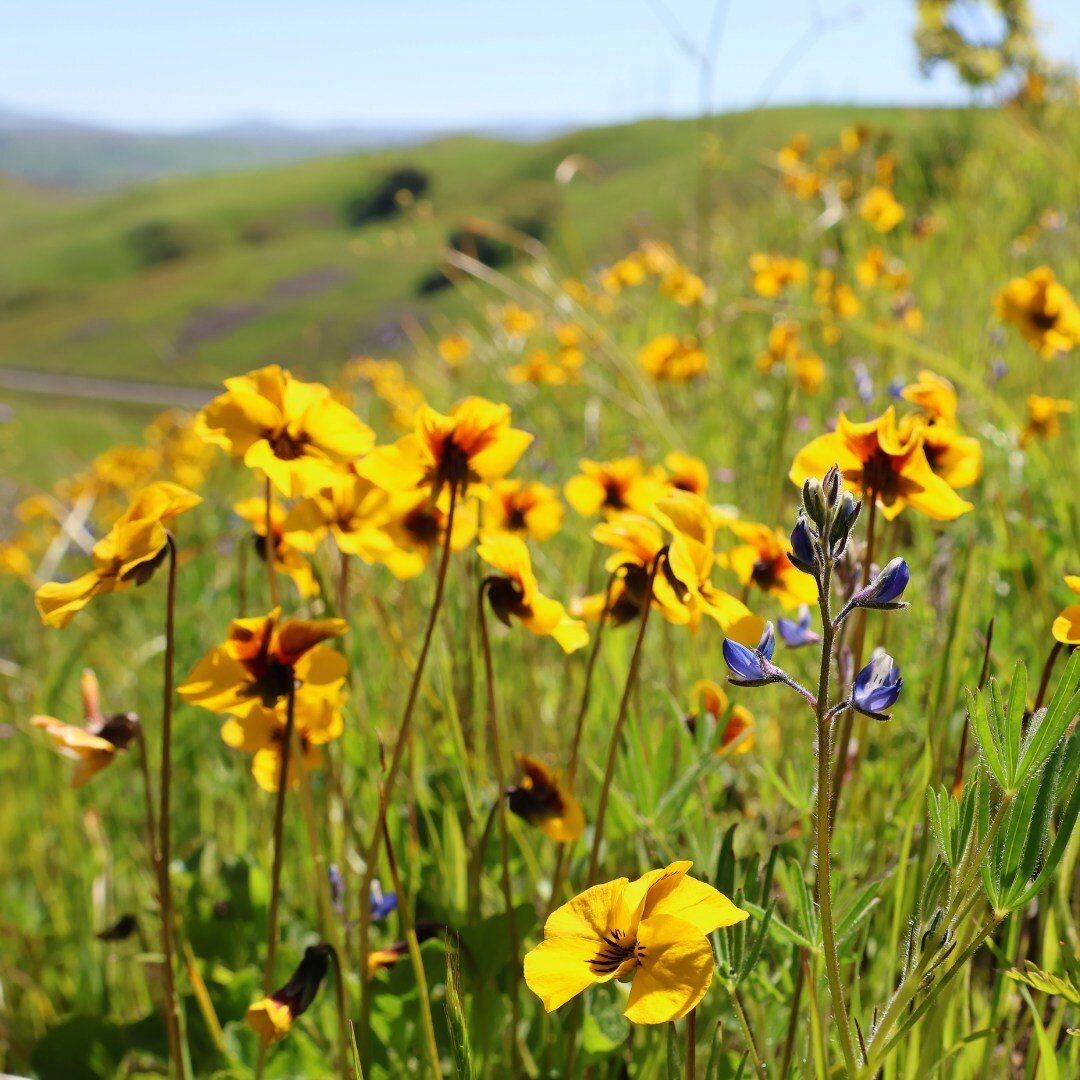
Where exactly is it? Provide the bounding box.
[369,878,398,921]
[777,606,821,648]
[723,623,777,686]
[822,464,843,509]
[827,491,862,558]
[852,648,903,720]
[788,517,818,576]
[849,557,910,611]
[802,478,827,530]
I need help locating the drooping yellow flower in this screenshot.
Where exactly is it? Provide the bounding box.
[247,945,330,1043]
[507,754,585,842]
[860,186,904,232]
[233,497,317,599]
[437,333,473,366]
[30,670,140,788]
[282,473,393,563]
[358,397,532,500]
[637,334,707,382]
[524,861,748,1024]
[0,540,33,581]
[790,408,972,521]
[901,370,958,426]
[35,482,201,629]
[477,536,588,653]
[179,608,347,718]
[1020,394,1075,447]
[221,693,343,791]
[376,490,478,580]
[662,451,710,498]
[720,521,817,610]
[994,267,1080,357]
[564,458,666,519]
[1052,576,1080,644]
[749,253,807,298]
[483,479,564,541]
[687,680,755,756]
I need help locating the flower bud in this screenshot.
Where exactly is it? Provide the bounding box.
[802,478,827,531]
[822,464,843,508]
[827,491,862,558]
[788,517,818,576]
[722,623,778,687]
[849,557,910,611]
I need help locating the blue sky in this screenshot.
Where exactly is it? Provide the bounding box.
[2,0,1078,131]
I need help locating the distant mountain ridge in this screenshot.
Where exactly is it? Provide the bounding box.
[0,105,570,188]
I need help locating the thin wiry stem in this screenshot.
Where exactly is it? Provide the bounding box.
[586,553,662,886]
[326,944,351,1080]
[728,985,767,1080]
[254,678,297,1080]
[477,579,521,1073]
[158,536,188,1079]
[264,472,279,609]
[357,481,459,1056]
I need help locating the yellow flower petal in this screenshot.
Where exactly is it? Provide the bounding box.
[624,915,715,1024]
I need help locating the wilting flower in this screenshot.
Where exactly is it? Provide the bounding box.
[1020,394,1075,447]
[478,536,588,653]
[197,365,374,497]
[777,606,821,649]
[368,922,443,977]
[720,521,817,610]
[1052,576,1080,645]
[31,669,140,788]
[788,517,818,576]
[507,754,585,842]
[790,408,972,520]
[662,451,710,497]
[359,397,532,500]
[859,186,904,232]
[234,497,317,599]
[35,482,201,628]
[749,253,807,298]
[282,473,393,563]
[483,479,564,541]
[994,267,1080,357]
[852,649,903,719]
[179,609,347,717]
[686,681,755,755]
[247,944,331,1043]
[723,623,777,686]
[220,692,343,791]
[637,334,707,381]
[564,458,666,519]
[524,861,748,1023]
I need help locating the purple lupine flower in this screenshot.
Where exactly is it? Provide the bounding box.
[789,518,818,576]
[849,557,910,612]
[723,622,777,686]
[329,864,345,918]
[887,377,905,400]
[854,363,874,404]
[852,648,903,719]
[778,606,821,648]
[370,878,398,921]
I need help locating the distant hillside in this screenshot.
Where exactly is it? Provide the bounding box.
[0,105,566,187]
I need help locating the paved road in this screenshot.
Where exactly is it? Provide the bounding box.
[0,366,216,409]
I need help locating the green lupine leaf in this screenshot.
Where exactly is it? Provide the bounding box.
[968,686,1007,789]
[996,775,1040,888]
[1002,660,1026,785]
[835,883,880,949]
[1017,649,1080,785]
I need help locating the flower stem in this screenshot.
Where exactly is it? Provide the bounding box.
[586,554,662,886]
[728,985,767,1080]
[158,536,188,1079]
[478,581,521,1073]
[327,944,351,1080]
[264,472,278,609]
[254,678,296,1080]
[685,1006,696,1079]
[813,557,859,1076]
[379,797,442,1079]
[357,481,459,1056]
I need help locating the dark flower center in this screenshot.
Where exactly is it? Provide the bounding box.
[487,577,528,627]
[862,450,898,499]
[505,505,528,532]
[601,480,628,511]
[404,506,442,546]
[268,430,308,461]
[589,928,644,975]
[248,658,296,707]
[432,438,474,495]
[751,558,778,589]
[1029,308,1057,331]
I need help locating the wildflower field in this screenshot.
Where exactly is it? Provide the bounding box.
[1,82,1079,1080]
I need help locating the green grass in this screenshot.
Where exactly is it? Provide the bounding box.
[1,101,1079,1079]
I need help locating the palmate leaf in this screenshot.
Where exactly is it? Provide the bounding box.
[1006,961,1080,1006]
[1016,648,1080,786]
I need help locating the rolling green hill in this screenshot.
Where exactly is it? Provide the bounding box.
[1,105,1020,392]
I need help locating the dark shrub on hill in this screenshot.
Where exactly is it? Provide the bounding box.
[126,220,207,268]
[343,166,431,227]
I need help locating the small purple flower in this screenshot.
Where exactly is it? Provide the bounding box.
[789,518,818,576]
[852,648,902,719]
[723,622,777,686]
[887,377,905,400]
[778,606,821,648]
[370,878,398,921]
[846,557,910,614]
[329,864,345,918]
[854,363,874,404]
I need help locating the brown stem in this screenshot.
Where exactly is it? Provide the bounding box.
[586,554,662,885]
[1034,639,1064,712]
[254,679,297,1080]
[264,472,279,609]
[685,1006,696,1079]
[477,581,521,1072]
[357,481,459,1056]
[158,536,188,1079]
